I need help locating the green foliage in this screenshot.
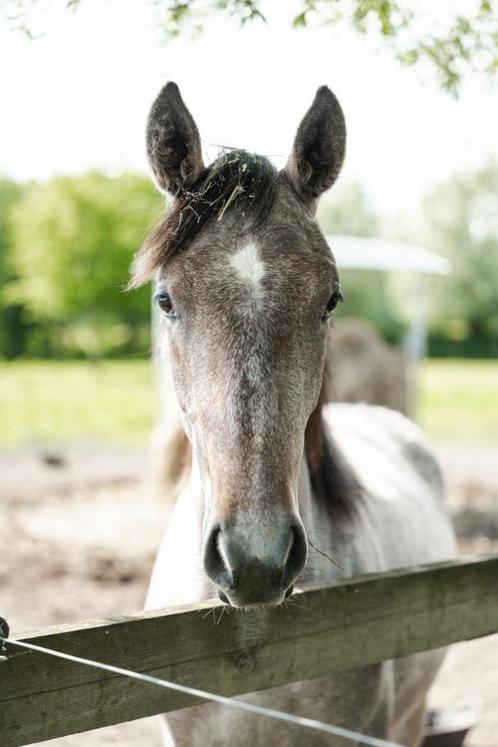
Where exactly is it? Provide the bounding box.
[0,177,28,358]
[5,172,163,358]
[396,2,498,93]
[420,161,498,339]
[318,181,379,237]
[1,166,496,360]
[335,270,405,343]
[4,1,498,93]
[164,0,498,92]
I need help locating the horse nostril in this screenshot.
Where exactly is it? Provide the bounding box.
[204,525,232,589]
[204,519,306,606]
[282,524,307,588]
[284,585,294,599]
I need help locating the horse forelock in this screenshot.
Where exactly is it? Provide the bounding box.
[129,150,277,288]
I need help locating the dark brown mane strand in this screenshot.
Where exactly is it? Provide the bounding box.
[304,365,330,475]
[305,360,361,521]
[129,149,277,288]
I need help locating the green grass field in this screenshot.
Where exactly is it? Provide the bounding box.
[0,359,496,447]
[418,359,498,444]
[0,360,155,446]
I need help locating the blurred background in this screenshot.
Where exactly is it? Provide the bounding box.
[0,1,497,744]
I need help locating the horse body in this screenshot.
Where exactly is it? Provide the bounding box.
[147,403,456,746]
[132,82,457,746]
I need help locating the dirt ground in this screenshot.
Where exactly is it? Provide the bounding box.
[1,443,497,747]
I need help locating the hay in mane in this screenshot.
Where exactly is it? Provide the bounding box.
[129,149,277,288]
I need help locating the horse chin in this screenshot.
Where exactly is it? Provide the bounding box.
[218,585,294,609]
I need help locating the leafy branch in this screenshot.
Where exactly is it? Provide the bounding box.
[3,0,498,93]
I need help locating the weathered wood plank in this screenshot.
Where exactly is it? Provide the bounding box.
[1,555,498,746]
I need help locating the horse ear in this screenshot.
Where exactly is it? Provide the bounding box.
[146,82,204,196]
[284,86,346,212]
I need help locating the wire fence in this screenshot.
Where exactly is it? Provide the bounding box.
[0,620,403,747]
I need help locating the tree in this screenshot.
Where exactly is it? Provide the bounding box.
[0,178,28,359]
[4,0,498,93]
[318,181,379,237]
[6,172,163,357]
[420,161,498,340]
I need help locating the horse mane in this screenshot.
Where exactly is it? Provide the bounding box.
[129,149,277,288]
[305,360,362,521]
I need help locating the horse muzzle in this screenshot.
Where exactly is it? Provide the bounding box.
[203,518,307,607]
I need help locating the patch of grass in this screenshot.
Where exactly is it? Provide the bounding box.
[0,360,154,446]
[0,358,496,447]
[419,359,498,444]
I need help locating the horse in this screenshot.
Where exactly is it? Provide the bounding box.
[130,82,457,747]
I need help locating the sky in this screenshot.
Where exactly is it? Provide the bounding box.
[0,0,497,213]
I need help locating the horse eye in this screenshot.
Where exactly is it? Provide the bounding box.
[155,292,177,318]
[322,290,343,320]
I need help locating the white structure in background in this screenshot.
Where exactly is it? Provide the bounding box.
[329,236,450,275]
[327,235,451,414]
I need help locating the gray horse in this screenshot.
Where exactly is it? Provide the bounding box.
[130,82,456,746]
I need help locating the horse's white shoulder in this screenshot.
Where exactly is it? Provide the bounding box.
[323,403,457,570]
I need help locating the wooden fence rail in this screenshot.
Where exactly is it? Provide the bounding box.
[2,555,498,746]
